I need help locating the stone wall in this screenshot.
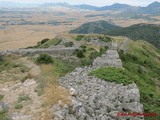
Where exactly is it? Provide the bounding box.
[52,50,143,120]
[0,47,77,56]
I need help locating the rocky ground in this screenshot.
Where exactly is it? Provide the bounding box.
[0,57,44,120]
[52,49,144,120]
[0,39,145,120]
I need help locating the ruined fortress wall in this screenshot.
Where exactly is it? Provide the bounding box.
[0,47,77,56]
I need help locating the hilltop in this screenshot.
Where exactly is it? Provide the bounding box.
[70,21,160,49]
[70,20,120,34]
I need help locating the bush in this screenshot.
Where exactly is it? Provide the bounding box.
[81,58,92,66]
[0,55,3,61]
[0,95,4,101]
[89,67,135,85]
[98,36,112,42]
[0,55,4,64]
[40,38,50,45]
[15,103,23,109]
[18,94,31,103]
[80,45,87,52]
[0,110,7,120]
[76,50,85,58]
[37,38,49,46]
[64,42,74,47]
[36,54,53,64]
[75,35,85,41]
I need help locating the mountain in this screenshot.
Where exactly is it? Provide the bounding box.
[96,3,133,11]
[41,1,160,15]
[107,23,160,49]
[70,20,121,34]
[140,1,160,15]
[42,2,70,7]
[70,21,160,49]
[1,1,160,15]
[73,4,98,10]
[41,2,133,11]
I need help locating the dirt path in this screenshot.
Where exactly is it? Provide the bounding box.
[0,57,45,120]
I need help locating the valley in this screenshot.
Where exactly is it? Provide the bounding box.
[0,5,160,50]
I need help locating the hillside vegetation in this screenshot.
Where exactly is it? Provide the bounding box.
[118,40,160,119]
[89,40,160,119]
[27,38,62,48]
[107,23,160,49]
[70,20,120,34]
[70,21,160,49]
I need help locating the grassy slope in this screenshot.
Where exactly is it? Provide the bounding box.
[90,40,160,119]
[70,20,160,49]
[70,20,120,34]
[118,40,160,119]
[27,38,62,48]
[107,24,160,49]
[89,67,136,85]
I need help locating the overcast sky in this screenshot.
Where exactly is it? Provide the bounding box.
[0,0,159,6]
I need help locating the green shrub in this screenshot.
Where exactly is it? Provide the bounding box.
[36,54,53,64]
[0,55,4,62]
[98,36,112,42]
[80,45,86,49]
[0,95,4,101]
[75,35,85,41]
[80,45,87,52]
[118,41,160,115]
[40,38,49,45]
[89,67,135,85]
[18,94,31,103]
[76,50,85,58]
[81,58,92,66]
[15,103,23,109]
[0,110,7,120]
[64,42,74,47]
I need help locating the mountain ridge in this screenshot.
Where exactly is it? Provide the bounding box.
[70,21,160,49]
[0,1,160,15]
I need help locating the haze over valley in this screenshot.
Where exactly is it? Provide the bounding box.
[0,1,160,50]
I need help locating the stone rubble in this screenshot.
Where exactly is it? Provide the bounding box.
[52,49,144,120]
[0,47,77,56]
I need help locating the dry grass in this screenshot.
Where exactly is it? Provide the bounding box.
[37,64,71,119]
[1,8,159,50]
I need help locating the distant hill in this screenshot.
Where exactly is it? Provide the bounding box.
[70,20,121,34]
[40,1,160,15]
[107,23,160,49]
[96,3,134,11]
[42,2,70,7]
[1,1,160,15]
[140,1,160,15]
[73,4,98,10]
[70,21,160,49]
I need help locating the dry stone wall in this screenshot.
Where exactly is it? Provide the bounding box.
[52,49,144,120]
[0,47,77,56]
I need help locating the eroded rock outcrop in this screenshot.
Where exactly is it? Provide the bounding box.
[52,50,143,120]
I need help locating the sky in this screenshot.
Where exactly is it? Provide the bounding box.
[0,0,159,6]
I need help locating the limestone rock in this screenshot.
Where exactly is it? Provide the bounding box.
[52,49,144,120]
